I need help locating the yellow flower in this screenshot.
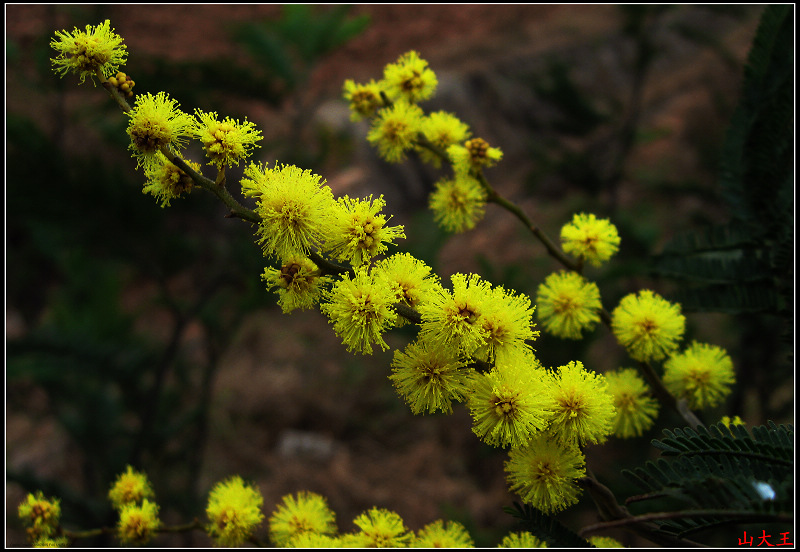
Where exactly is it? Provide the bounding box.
[320,267,398,355]
[475,286,539,365]
[51,19,127,83]
[418,273,491,357]
[382,50,438,103]
[429,175,488,233]
[108,465,155,511]
[241,162,338,261]
[117,499,161,546]
[560,213,621,267]
[499,531,548,548]
[604,368,659,438]
[720,415,745,429]
[390,338,474,414]
[367,101,424,163]
[126,92,195,172]
[18,492,61,542]
[504,433,586,514]
[268,491,337,547]
[325,195,405,267]
[374,253,441,325]
[414,519,475,547]
[611,290,686,362]
[31,536,69,548]
[546,361,616,446]
[448,138,503,176]
[261,257,333,314]
[536,271,602,339]
[142,153,201,207]
[193,110,262,169]
[468,353,555,449]
[205,476,265,547]
[346,508,413,548]
[589,536,625,547]
[663,341,735,409]
[343,79,386,121]
[288,532,342,547]
[419,111,471,167]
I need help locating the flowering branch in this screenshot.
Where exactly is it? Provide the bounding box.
[37,19,754,548]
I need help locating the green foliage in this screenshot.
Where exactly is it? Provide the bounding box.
[532,58,610,137]
[144,5,369,110]
[234,5,370,90]
[623,422,793,538]
[503,502,594,548]
[653,5,793,317]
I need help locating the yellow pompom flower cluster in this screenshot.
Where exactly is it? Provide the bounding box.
[261,257,332,314]
[343,51,485,178]
[205,476,265,547]
[288,532,342,547]
[589,536,625,547]
[367,101,425,162]
[263,493,484,548]
[414,520,475,547]
[547,361,617,446]
[30,535,70,548]
[499,531,548,548]
[268,491,337,547]
[480,358,616,513]
[343,507,413,547]
[339,51,503,244]
[604,368,659,438]
[328,195,406,267]
[560,213,621,267]
[50,19,127,83]
[18,492,61,544]
[382,50,438,104]
[142,153,201,207]
[117,499,161,546]
[448,137,504,176]
[612,289,686,362]
[419,111,471,167]
[320,267,398,355]
[468,356,555,448]
[193,110,262,169]
[476,286,539,364]
[429,175,488,234]
[343,51,437,118]
[342,78,385,121]
[418,272,493,356]
[107,466,160,546]
[374,253,441,321]
[390,339,473,414]
[108,465,155,510]
[504,433,587,514]
[663,341,735,409]
[242,162,338,261]
[536,271,602,339]
[126,91,195,172]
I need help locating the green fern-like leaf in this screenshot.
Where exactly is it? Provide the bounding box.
[622,422,794,538]
[652,5,793,317]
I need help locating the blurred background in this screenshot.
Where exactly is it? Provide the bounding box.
[6,5,792,547]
